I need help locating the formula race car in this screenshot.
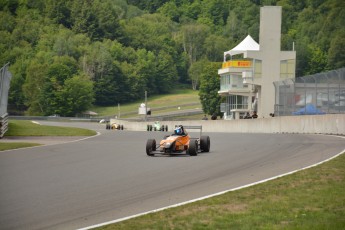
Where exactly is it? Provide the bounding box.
[147,121,168,132]
[146,125,210,156]
[106,122,124,130]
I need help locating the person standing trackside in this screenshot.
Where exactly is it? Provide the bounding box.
[244,112,251,119]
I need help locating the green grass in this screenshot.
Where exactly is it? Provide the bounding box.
[0,142,42,151]
[91,89,200,117]
[99,152,345,229]
[0,120,97,151]
[5,120,97,136]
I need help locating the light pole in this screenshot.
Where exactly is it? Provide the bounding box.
[145,91,147,121]
[118,103,120,119]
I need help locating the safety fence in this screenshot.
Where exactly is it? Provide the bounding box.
[274,68,345,116]
[0,63,12,138]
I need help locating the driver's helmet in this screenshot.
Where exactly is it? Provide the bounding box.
[174,127,182,135]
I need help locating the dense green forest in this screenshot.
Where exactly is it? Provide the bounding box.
[0,0,344,116]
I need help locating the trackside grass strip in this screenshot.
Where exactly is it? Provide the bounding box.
[5,120,97,136]
[0,120,96,151]
[91,89,201,116]
[98,152,345,230]
[0,142,41,151]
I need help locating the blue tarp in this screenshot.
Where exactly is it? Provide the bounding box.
[293,104,326,115]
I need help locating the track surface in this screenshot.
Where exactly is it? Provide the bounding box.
[0,122,344,230]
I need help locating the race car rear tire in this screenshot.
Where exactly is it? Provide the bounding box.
[146,139,156,156]
[200,136,210,152]
[165,125,168,132]
[121,125,124,130]
[188,140,198,156]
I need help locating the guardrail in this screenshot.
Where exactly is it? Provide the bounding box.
[0,63,11,138]
[0,113,9,138]
[111,114,345,135]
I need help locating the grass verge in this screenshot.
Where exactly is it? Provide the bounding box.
[91,89,200,117]
[0,120,96,151]
[99,152,345,229]
[5,120,97,136]
[0,142,42,151]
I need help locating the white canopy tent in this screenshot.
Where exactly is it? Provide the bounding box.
[224,35,260,61]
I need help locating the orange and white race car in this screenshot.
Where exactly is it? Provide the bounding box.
[146,125,210,156]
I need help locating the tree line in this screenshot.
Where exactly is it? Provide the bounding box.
[0,0,343,116]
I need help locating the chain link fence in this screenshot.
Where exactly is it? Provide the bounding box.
[274,68,345,116]
[0,63,12,138]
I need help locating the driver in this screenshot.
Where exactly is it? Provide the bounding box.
[174,125,186,136]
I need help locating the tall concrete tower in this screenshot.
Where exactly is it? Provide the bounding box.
[259,6,283,117]
[257,6,296,117]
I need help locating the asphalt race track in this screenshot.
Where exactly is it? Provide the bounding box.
[0,122,344,230]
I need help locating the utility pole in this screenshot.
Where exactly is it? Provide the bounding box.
[145,91,147,121]
[118,103,120,119]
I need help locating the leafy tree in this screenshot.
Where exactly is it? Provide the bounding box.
[23,52,52,115]
[94,62,129,106]
[45,0,71,28]
[157,1,181,22]
[91,0,124,41]
[327,30,345,69]
[55,74,94,116]
[0,10,16,32]
[155,50,178,93]
[39,56,78,115]
[199,62,222,115]
[127,0,169,13]
[305,44,328,75]
[12,7,45,45]
[52,27,90,60]
[122,13,176,54]
[188,59,207,90]
[180,23,210,63]
[203,34,230,62]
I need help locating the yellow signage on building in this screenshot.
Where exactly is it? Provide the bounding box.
[222,60,252,69]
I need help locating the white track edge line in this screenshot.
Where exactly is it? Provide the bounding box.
[78,136,345,230]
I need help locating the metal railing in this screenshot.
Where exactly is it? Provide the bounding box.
[0,63,12,138]
[274,68,345,116]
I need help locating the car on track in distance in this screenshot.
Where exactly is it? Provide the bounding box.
[147,121,168,132]
[146,125,210,156]
[106,121,124,130]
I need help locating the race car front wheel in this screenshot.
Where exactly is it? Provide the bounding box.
[188,140,198,156]
[200,136,210,152]
[146,139,156,156]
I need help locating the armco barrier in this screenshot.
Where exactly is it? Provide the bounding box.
[0,63,11,138]
[111,114,345,135]
[0,113,9,138]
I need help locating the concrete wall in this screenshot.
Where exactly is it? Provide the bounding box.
[111,114,345,135]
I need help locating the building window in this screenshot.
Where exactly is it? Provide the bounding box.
[220,74,231,91]
[280,59,295,79]
[229,95,248,110]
